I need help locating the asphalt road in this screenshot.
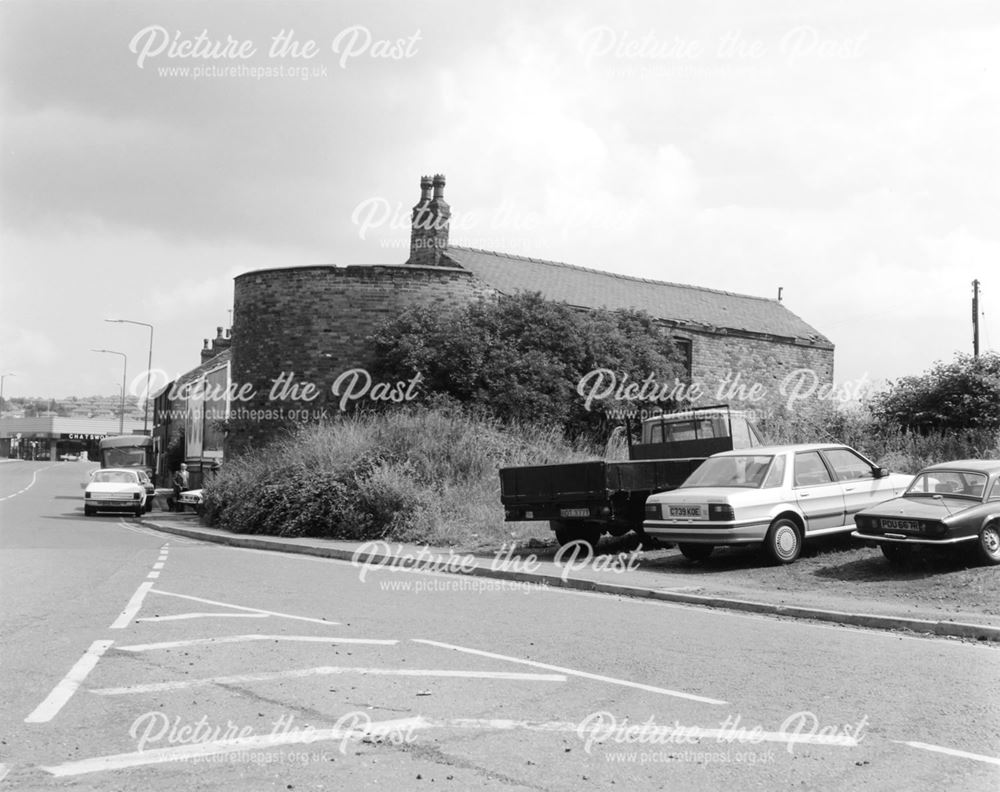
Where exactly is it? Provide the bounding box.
[1,459,998,791]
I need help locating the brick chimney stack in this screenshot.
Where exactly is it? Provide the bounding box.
[201,326,233,362]
[408,173,450,267]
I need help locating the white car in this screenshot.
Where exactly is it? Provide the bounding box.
[643,444,912,564]
[84,468,149,517]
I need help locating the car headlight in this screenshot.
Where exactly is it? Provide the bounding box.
[84,492,91,499]
[644,503,662,519]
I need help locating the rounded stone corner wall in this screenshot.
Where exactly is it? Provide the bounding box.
[227,264,496,451]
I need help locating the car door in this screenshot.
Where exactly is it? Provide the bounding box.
[820,447,883,521]
[793,450,846,533]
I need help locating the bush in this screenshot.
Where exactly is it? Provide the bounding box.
[759,401,999,474]
[201,405,602,545]
[869,352,1000,433]
[371,291,686,439]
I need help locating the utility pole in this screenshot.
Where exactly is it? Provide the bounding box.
[972,279,980,358]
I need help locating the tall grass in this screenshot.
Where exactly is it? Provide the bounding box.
[202,406,601,546]
[758,402,999,473]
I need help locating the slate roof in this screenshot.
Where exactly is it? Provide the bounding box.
[442,247,831,347]
[151,349,231,401]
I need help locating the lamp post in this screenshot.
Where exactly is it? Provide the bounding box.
[106,319,154,434]
[92,349,127,434]
[0,372,14,410]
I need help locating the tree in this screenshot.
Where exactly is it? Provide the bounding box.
[371,292,687,437]
[869,352,1000,433]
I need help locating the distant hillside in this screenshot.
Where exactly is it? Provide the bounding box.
[0,394,146,421]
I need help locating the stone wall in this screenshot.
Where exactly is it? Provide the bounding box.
[228,264,496,451]
[682,328,835,416]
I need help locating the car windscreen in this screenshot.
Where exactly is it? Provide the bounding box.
[101,448,147,467]
[906,470,988,500]
[681,455,776,489]
[91,471,137,484]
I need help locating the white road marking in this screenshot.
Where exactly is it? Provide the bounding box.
[896,740,1000,766]
[115,635,399,651]
[152,562,164,569]
[110,581,155,629]
[116,520,196,543]
[24,640,114,723]
[39,716,427,777]
[150,588,339,626]
[214,545,997,650]
[431,717,857,747]
[146,571,160,579]
[0,465,55,501]
[135,612,268,622]
[0,762,9,782]
[90,666,567,695]
[414,639,726,705]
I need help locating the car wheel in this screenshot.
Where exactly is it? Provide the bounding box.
[551,521,601,553]
[678,543,713,562]
[764,518,802,564]
[976,523,1000,566]
[84,505,95,517]
[134,505,144,518]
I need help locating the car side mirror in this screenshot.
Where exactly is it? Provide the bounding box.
[872,466,888,479]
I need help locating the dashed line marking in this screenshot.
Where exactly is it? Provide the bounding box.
[414,638,727,705]
[110,581,155,629]
[89,667,567,695]
[0,465,56,501]
[24,640,114,723]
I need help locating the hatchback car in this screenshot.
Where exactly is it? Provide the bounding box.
[852,459,1000,565]
[84,468,149,517]
[643,444,912,563]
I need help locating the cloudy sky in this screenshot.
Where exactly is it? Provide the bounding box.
[1,0,997,404]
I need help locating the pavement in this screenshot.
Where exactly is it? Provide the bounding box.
[142,512,1000,643]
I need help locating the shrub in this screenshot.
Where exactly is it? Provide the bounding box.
[869,352,1000,433]
[201,406,602,546]
[371,291,687,439]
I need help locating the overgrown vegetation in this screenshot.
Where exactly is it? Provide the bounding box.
[202,406,601,547]
[759,401,998,474]
[868,351,1000,433]
[206,302,998,545]
[371,291,686,439]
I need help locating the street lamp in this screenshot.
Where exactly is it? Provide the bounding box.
[0,372,14,410]
[91,349,127,434]
[106,319,154,434]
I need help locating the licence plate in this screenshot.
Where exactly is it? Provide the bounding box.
[668,505,707,520]
[880,518,921,532]
[560,508,590,518]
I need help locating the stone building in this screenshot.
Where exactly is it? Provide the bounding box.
[225,175,833,451]
[156,175,833,458]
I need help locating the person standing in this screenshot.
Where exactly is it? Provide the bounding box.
[171,463,190,512]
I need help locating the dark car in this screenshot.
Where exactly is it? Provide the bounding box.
[852,459,1000,565]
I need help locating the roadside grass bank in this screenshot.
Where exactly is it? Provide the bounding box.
[202,407,599,547]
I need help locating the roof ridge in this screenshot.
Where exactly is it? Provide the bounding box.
[447,246,783,306]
